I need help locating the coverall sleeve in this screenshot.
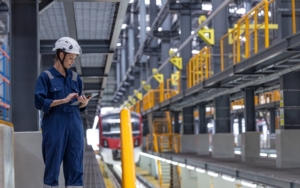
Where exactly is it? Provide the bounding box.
[35,74,53,114]
[78,76,86,112]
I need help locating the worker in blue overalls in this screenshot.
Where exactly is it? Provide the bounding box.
[35,37,91,188]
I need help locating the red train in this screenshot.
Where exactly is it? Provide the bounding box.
[98,109,142,165]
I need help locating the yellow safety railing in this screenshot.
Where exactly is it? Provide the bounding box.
[148,133,181,153]
[142,87,178,112]
[135,101,141,113]
[230,89,280,109]
[256,89,280,105]
[220,0,276,70]
[120,109,136,188]
[187,47,212,88]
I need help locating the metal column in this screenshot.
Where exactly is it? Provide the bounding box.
[149,0,159,89]
[182,107,194,134]
[139,0,147,92]
[244,88,256,132]
[279,71,300,129]
[116,62,120,90]
[198,102,207,134]
[11,0,39,131]
[238,114,243,134]
[160,0,172,82]
[270,109,276,134]
[214,95,231,133]
[178,0,192,91]
[211,0,228,74]
[174,111,180,133]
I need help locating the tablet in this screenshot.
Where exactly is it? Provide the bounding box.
[71,93,99,106]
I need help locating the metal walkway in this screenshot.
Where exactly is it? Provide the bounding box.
[83,146,106,188]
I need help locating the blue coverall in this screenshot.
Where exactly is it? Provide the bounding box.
[35,66,86,188]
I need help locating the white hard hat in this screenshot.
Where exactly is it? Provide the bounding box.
[52,37,82,55]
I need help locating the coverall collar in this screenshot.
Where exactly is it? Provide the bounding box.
[50,66,72,78]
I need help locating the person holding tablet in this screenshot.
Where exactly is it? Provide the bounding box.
[34,37,91,188]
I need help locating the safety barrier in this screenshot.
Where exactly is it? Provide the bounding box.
[0,120,14,188]
[231,89,280,110]
[220,0,277,70]
[120,109,136,188]
[142,88,178,112]
[187,46,212,88]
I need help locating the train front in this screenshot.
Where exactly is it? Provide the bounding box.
[98,111,142,165]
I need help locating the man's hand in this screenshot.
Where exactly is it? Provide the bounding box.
[78,95,91,108]
[64,93,78,103]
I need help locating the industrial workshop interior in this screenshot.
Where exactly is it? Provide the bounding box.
[1,0,300,187]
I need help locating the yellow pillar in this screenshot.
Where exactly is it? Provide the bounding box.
[120,109,136,188]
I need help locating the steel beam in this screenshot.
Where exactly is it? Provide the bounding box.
[63,1,82,75]
[39,0,55,14]
[40,40,113,54]
[11,0,39,131]
[70,67,105,77]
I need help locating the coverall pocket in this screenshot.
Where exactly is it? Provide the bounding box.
[49,85,62,92]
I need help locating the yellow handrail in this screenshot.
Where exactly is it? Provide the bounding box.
[187,47,211,88]
[220,0,276,70]
[120,109,136,188]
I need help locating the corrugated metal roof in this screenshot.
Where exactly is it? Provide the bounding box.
[80,54,106,67]
[74,2,117,40]
[40,2,69,39]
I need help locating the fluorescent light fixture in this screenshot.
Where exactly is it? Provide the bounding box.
[207,171,218,177]
[234,151,241,155]
[158,27,162,32]
[116,43,121,47]
[260,153,267,157]
[222,175,235,182]
[156,0,161,6]
[269,154,277,158]
[192,50,199,54]
[241,181,257,188]
[202,3,212,11]
[160,158,166,162]
[121,24,127,29]
[236,8,246,15]
[196,168,205,173]
[172,161,178,165]
[146,27,151,31]
[178,163,186,167]
[186,165,195,170]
